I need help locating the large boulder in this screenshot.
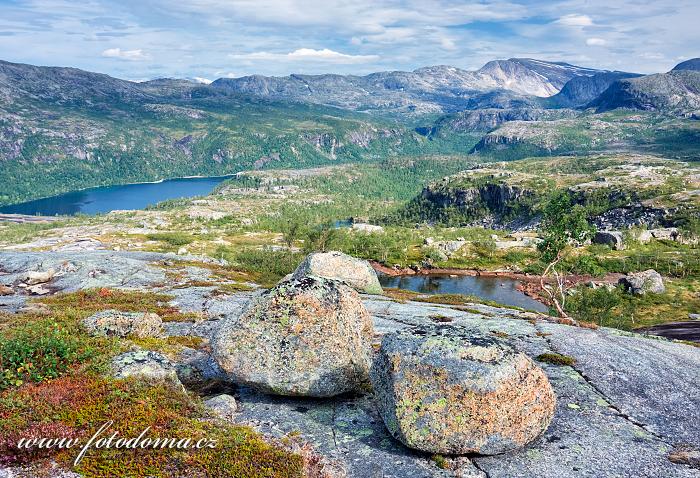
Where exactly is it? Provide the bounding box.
[291,251,383,295]
[82,309,163,338]
[593,231,625,250]
[212,276,374,397]
[22,269,55,285]
[619,269,665,295]
[370,326,556,455]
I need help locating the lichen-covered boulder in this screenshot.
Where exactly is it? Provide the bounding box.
[593,231,625,250]
[82,309,162,338]
[111,350,182,388]
[291,251,383,295]
[619,269,665,295]
[370,326,556,455]
[212,276,374,397]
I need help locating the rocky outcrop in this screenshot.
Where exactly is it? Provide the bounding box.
[291,251,383,295]
[351,223,384,233]
[619,269,665,295]
[371,326,556,455]
[82,310,162,338]
[422,180,532,214]
[637,227,681,243]
[424,237,467,258]
[111,350,183,388]
[593,231,625,250]
[423,108,576,134]
[212,276,374,397]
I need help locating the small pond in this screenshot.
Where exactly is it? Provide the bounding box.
[379,273,550,313]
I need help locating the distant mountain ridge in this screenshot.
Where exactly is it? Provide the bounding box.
[546,71,642,108]
[210,58,603,114]
[591,70,700,114]
[672,58,700,71]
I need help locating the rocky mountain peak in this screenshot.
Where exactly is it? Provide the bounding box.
[477,58,601,97]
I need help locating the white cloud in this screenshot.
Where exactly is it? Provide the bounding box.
[193,77,212,84]
[586,38,607,46]
[101,48,149,61]
[230,48,379,64]
[555,14,594,27]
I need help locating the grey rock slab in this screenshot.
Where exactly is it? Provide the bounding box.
[234,388,450,478]
[537,321,700,446]
[165,286,254,319]
[0,251,170,293]
[175,346,229,388]
[111,350,183,388]
[162,319,222,340]
[473,363,699,478]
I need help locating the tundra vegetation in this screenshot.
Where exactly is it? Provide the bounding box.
[0,289,305,477]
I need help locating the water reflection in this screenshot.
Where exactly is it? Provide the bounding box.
[379,273,549,312]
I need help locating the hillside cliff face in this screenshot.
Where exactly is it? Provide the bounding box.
[395,157,700,230]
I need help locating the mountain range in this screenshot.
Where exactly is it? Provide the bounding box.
[209,58,601,114]
[0,56,698,206]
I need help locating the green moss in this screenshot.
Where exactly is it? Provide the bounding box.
[431,454,449,469]
[536,353,577,366]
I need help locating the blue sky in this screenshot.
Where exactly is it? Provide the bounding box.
[0,0,697,81]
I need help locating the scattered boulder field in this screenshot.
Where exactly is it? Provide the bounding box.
[1,250,699,477]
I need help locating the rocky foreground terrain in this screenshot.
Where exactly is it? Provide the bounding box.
[1,250,698,477]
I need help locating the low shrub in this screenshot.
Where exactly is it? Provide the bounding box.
[0,318,99,391]
[145,232,194,247]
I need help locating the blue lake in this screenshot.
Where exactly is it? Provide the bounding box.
[0,176,233,216]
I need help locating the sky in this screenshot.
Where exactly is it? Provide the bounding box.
[0,0,697,82]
